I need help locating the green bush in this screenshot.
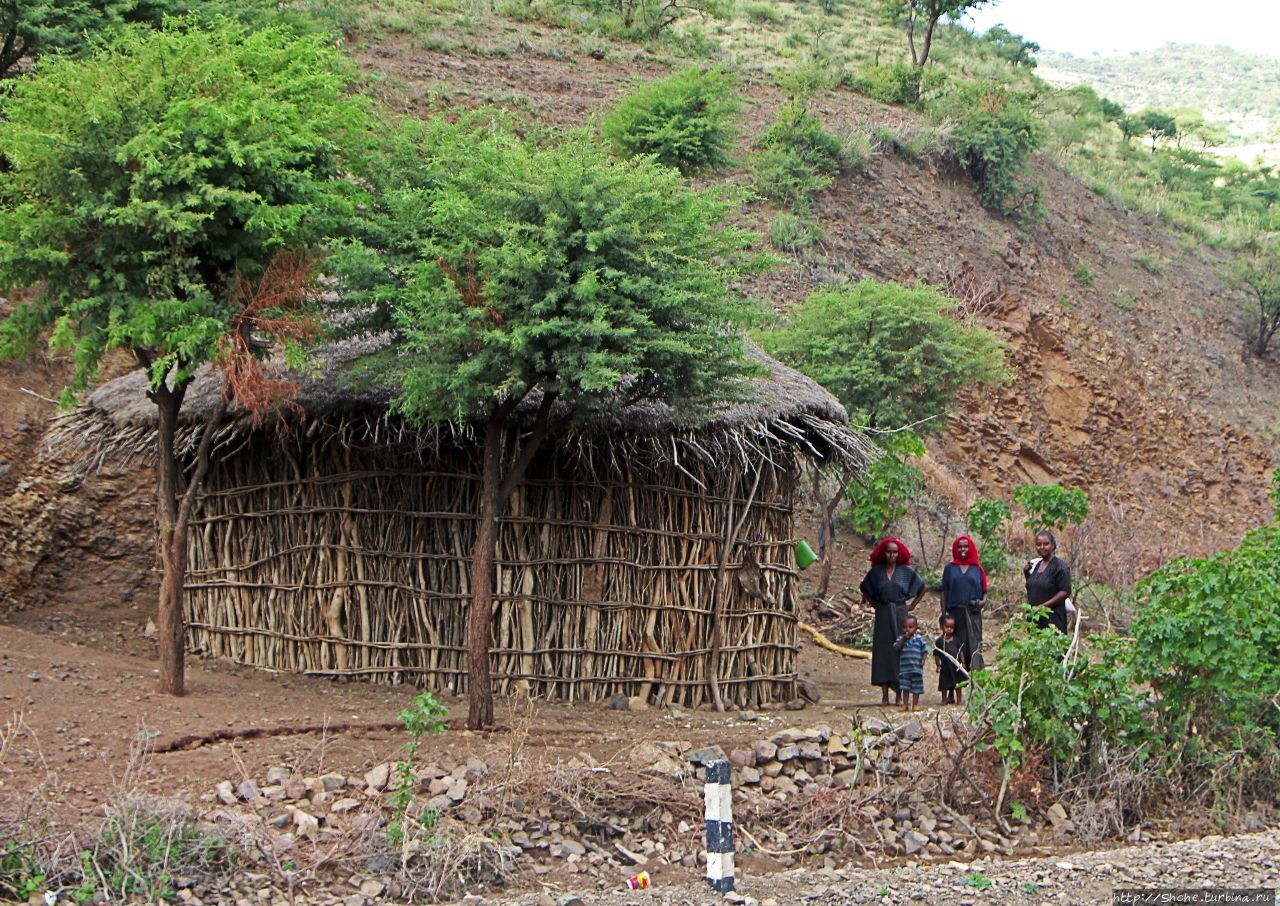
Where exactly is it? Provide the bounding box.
[1011,483,1089,532]
[752,146,832,211]
[768,212,822,253]
[966,497,1011,573]
[944,83,1043,221]
[970,611,1149,778]
[830,124,876,172]
[743,0,783,23]
[759,279,1009,431]
[849,62,944,108]
[843,431,925,538]
[1130,523,1280,791]
[602,67,741,173]
[760,99,843,175]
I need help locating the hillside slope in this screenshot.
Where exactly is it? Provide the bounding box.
[0,15,1276,619]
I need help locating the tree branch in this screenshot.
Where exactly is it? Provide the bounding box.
[498,390,558,500]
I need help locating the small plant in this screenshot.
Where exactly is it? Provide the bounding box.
[388,691,449,846]
[849,62,943,107]
[768,212,823,253]
[1022,882,1039,894]
[1011,483,1089,533]
[743,1,783,23]
[964,871,993,890]
[875,886,890,897]
[830,124,875,172]
[1009,800,1028,821]
[752,146,832,211]
[1072,265,1095,285]
[1111,291,1135,310]
[1132,251,1165,275]
[843,431,926,538]
[602,67,741,173]
[944,82,1043,222]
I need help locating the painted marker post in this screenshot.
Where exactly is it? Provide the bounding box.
[703,758,735,892]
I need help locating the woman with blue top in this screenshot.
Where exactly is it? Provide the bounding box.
[940,535,987,672]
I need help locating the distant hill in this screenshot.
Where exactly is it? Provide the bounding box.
[1037,44,1280,142]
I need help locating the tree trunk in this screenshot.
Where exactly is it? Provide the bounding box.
[154,387,186,696]
[152,378,224,698]
[814,470,848,599]
[467,413,506,730]
[465,392,558,730]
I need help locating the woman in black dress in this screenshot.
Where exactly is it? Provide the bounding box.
[1023,529,1072,632]
[859,537,926,705]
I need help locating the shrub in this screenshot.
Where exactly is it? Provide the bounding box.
[768,212,823,253]
[602,67,741,173]
[1130,523,1280,796]
[849,62,945,108]
[760,99,843,175]
[1072,265,1095,286]
[944,83,1043,220]
[830,124,876,172]
[966,497,1011,573]
[743,1,783,23]
[843,431,926,538]
[1011,483,1089,533]
[752,145,832,211]
[970,610,1150,784]
[759,279,1009,430]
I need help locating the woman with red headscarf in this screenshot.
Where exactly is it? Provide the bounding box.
[859,537,926,705]
[940,535,987,673]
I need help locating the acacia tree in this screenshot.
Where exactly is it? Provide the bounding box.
[0,20,363,695]
[880,0,992,69]
[371,125,758,730]
[1227,238,1280,357]
[761,279,1007,592]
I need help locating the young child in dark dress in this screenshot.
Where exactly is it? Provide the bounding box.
[894,615,929,712]
[934,614,966,705]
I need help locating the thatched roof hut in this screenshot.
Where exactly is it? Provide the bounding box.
[51,338,873,708]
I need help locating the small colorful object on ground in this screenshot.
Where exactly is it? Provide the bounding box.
[626,870,651,889]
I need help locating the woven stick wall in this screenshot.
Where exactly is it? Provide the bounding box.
[185,432,802,707]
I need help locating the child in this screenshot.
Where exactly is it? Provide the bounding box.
[934,614,966,705]
[893,615,929,712]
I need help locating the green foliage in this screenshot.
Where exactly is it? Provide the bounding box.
[943,82,1043,221]
[1272,467,1280,518]
[760,99,844,175]
[759,279,1008,431]
[1011,483,1089,533]
[1131,524,1280,779]
[963,872,993,890]
[850,62,944,107]
[977,25,1038,68]
[879,0,991,69]
[1224,235,1280,357]
[389,691,449,846]
[96,805,234,902]
[567,0,729,38]
[602,67,741,174]
[0,18,364,394]
[768,212,823,253]
[0,0,175,78]
[970,606,1150,774]
[966,497,1010,573]
[752,146,833,212]
[1072,266,1095,286]
[843,431,925,538]
[366,122,760,429]
[0,838,43,901]
[743,1,783,23]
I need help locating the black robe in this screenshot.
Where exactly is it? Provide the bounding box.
[859,564,925,687]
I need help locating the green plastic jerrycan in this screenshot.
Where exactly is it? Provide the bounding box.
[794,539,818,569]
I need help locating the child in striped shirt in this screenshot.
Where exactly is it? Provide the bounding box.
[894,615,929,712]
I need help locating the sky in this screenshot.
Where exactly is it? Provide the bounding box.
[962,0,1280,59]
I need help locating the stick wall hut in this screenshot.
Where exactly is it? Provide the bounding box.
[51,341,874,708]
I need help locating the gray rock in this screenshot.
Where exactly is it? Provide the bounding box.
[236,780,260,802]
[606,693,629,710]
[266,766,291,785]
[753,740,778,762]
[903,830,929,855]
[687,745,728,765]
[214,781,236,806]
[363,763,391,792]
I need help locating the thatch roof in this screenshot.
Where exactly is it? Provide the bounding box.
[48,335,876,475]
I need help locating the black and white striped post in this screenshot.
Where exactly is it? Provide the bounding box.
[703,758,735,892]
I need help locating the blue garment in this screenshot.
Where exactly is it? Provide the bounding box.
[940,563,984,612]
[896,633,929,693]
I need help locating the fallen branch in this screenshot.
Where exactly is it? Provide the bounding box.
[797,622,871,659]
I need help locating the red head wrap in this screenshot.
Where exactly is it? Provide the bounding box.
[869,536,912,566]
[951,534,988,592]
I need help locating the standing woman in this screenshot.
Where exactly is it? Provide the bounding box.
[1024,529,1072,632]
[860,537,926,705]
[940,535,987,670]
